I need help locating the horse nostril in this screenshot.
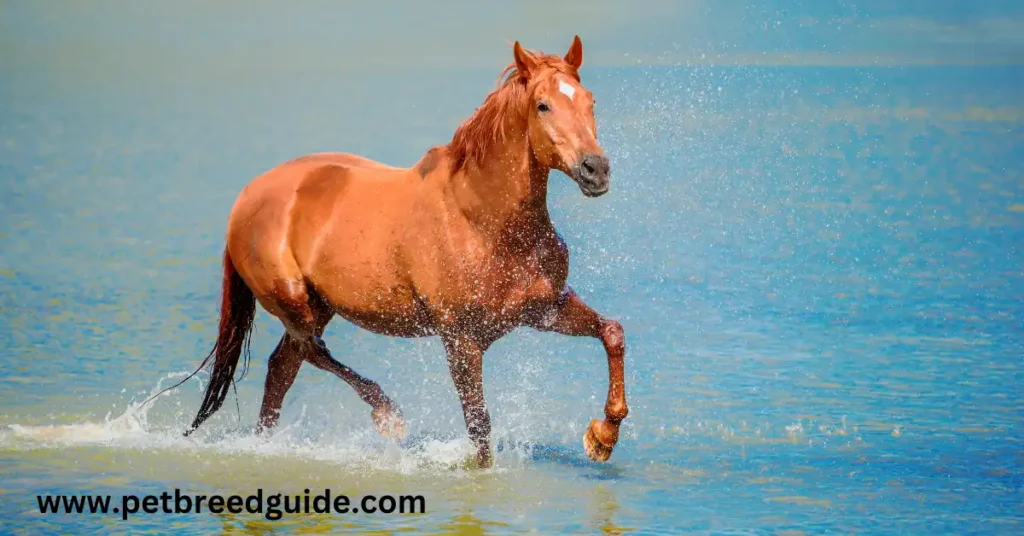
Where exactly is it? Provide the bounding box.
[582,160,595,176]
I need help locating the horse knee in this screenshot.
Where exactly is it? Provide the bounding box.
[599,319,624,353]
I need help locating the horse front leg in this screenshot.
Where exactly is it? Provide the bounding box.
[531,286,628,461]
[441,332,492,468]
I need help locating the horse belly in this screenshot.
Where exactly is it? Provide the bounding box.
[308,235,435,338]
[332,288,436,337]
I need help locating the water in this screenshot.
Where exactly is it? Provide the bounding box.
[1,54,1022,534]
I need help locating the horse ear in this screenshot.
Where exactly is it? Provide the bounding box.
[513,41,537,77]
[564,35,583,70]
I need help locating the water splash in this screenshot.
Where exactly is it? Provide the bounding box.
[1,370,566,476]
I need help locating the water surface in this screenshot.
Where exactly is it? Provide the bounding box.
[1,61,1022,533]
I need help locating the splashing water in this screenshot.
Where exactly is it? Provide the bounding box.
[3,370,559,476]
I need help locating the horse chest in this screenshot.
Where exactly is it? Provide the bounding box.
[427,227,569,335]
[480,241,568,317]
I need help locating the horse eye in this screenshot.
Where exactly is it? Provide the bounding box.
[537,102,550,113]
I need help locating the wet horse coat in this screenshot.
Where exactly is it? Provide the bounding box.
[182,36,628,467]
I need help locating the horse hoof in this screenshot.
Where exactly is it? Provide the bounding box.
[583,419,616,462]
[372,404,407,440]
[475,452,493,469]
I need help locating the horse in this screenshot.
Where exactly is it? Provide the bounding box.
[180,36,628,468]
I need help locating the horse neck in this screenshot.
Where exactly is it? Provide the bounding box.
[449,133,551,239]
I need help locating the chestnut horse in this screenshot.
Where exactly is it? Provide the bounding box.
[182,36,627,467]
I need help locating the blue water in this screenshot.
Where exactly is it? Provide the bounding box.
[1,60,1022,533]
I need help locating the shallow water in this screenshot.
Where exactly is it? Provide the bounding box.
[1,61,1022,533]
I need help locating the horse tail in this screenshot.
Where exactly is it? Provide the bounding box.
[183,249,257,436]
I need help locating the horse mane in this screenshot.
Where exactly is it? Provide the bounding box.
[447,49,580,175]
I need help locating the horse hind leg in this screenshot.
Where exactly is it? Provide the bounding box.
[255,335,303,434]
[257,279,406,440]
[305,337,407,440]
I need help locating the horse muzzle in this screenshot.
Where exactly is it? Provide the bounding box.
[572,153,611,197]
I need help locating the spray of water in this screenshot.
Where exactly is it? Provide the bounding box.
[2,351,598,476]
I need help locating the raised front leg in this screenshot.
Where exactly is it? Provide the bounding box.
[531,286,628,461]
[441,332,492,468]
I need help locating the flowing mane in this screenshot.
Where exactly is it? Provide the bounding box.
[447,50,580,174]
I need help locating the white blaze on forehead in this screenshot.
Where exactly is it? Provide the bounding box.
[558,80,576,101]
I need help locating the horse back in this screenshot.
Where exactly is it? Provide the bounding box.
[287,152,404,171]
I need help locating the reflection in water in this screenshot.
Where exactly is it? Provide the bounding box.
[216,510,377,535]
[589,484,633,535]
[437,511,508,536]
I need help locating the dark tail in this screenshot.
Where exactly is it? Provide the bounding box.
[182,249,257,436]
